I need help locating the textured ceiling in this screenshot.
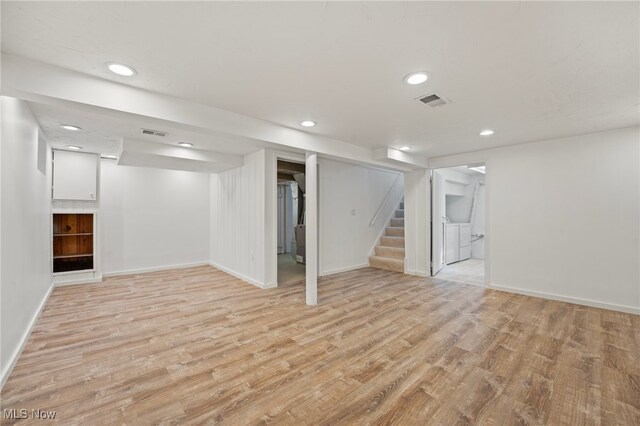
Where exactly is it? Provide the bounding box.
[27,101,274,157]
[3,1,639,157]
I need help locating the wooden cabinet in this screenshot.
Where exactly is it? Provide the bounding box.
[53,213,94,273]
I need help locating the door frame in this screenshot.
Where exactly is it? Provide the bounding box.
[276,183,286,254]
[430,169,446,276]
[429,161,491,287]
[268,151,307,288]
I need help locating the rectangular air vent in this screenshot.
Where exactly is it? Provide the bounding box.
[416,93,450,108]
[141,128,168,137]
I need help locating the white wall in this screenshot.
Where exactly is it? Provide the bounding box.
[446,175,476,223]
[1,97,52,384]
[404,169,430,277]
[210,150,266,286]
[439,169,470,198]
[100,160,210,275]
[445,172,486,259]
[429,126,640,313]
[318,158,403,275]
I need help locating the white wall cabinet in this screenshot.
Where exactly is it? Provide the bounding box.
[445,224,459,264]
[445,223,471,264]
[53,150,98,201]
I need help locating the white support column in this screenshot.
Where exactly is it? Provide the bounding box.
[305,152,318,305]
[404,169,430,277]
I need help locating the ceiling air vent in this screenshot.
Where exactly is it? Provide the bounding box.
[416,93,450,108]
[141,128,168,137]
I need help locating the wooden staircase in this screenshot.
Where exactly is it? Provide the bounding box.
[369,201,405,273]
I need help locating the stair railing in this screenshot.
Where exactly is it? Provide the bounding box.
[369,174,401,227]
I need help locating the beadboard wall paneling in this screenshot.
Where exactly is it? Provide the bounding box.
[210,150,266,286]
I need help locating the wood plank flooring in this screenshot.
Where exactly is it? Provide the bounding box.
[1,265,639,425]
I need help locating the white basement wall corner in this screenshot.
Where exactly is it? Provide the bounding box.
[319,158,403,276]
[429,126,640,314]
[1,97,53,385]
[210,149,266,287]
[100,160,210,275]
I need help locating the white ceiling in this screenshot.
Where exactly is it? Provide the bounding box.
[448,165,484,176]
[3,2,639,157]
[27,101,276,157]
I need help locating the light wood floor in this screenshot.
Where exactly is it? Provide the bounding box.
[2,266,639,425]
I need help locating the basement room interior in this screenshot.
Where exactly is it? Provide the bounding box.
[1,1,638,425]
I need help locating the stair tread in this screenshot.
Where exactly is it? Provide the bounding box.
[385,227,405,237]
[369,255,405,273]
[375,245,405,259]
[369,255,404,262]
[380,235,404,248]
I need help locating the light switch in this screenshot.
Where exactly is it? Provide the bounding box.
[351,209,356,216]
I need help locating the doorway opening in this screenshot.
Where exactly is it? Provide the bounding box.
[431,163,486,286]
[277,159,306,286]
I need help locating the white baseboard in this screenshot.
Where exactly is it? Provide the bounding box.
[1,282,54,390]
[102,261,209,278]
[54,276,103,287]
[320,263,369,277]
[461,280,488,288]
[407,269,429,277]
[490,283,640,315]
[53,269,102,286]
[208,261,264,288]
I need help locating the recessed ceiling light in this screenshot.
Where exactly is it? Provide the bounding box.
[399,146,411,151]
[178,142,194,147]
[67,145,83,150]
[404,72,429,85]
[107,63,136,77]
[101,154,117,159]
[479,129,494,136]
[60,124,82,131]
[300,120,316,127]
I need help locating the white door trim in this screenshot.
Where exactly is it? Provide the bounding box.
[429,161,491,287]
[268,151,306,289]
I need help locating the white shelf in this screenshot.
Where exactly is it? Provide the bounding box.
[53,254,93,259]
